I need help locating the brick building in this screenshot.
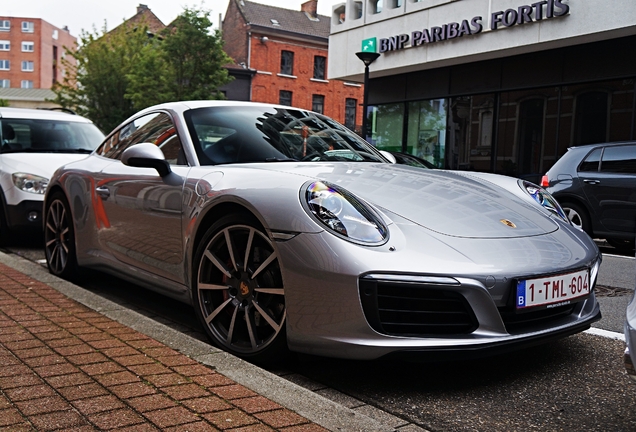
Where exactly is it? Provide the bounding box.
[0,17,75,90]
[221,0,364,131]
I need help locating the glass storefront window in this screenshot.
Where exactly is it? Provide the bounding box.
[367,103,404,152]
[406,99,447,168]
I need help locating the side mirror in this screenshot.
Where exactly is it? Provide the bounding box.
[379,150,396,164]
[121,143,171,177]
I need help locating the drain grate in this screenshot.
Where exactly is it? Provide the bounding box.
[594,285,633,297]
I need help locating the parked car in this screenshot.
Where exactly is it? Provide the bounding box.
[542,141,636,252]
[0,107,104,242]
[44,101,601,362]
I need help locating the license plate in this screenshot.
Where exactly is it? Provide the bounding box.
[516,269,590,310]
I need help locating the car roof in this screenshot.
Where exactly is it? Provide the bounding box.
[568,140,635,152]
[0,107,92,123]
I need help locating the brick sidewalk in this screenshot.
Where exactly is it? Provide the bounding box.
[0,263,326,431]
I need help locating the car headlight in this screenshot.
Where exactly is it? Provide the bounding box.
[304,181,388,245]
[520,180,568,223]
[12,173,49,194]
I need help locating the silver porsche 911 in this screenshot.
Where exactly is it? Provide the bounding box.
[43,101,601,362]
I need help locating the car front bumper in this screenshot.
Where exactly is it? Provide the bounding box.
[277,219,603,360]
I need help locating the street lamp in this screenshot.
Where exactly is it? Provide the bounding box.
[355,51,380,140]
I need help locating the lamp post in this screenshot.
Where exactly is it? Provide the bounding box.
[355,51,380,140]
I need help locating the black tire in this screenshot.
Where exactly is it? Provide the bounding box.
[0,192,12,247]
[561,202,592,235]
[44,192,79,279]
[193,213,288,363]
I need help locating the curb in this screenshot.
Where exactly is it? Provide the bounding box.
[0,250,396,432]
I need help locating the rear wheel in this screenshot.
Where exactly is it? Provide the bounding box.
[193,214,287,363]
[562,202,591,235]
[44,192,79,279]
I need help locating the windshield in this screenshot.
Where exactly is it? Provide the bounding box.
[0,118,105,153]
[184,106,386,165]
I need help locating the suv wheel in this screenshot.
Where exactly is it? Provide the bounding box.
[562,202,591,235]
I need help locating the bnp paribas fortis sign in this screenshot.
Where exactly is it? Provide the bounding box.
[364,0,570,54]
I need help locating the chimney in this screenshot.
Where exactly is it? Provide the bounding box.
[301,0,318,18]
[137,4,149,14]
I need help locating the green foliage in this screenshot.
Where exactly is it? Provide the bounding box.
[159,8,232,101]
[0,99,9,107]
[52,7,233,133]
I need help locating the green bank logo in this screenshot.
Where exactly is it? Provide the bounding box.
[361,37,377,53]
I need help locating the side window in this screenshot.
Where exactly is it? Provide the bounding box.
[600,145,636,174]
[96,112,186,165]
[578,148,602,172]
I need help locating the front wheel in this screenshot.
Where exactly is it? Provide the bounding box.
[193,214,287,363]
[562,202,591,235]
[44,192,79,279]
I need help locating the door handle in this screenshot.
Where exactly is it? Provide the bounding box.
[583,180,600,185]
[95,186,110,199]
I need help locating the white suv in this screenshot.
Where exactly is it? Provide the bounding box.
[0,107,104,241]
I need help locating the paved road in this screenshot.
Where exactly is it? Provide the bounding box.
[4,237,636,431]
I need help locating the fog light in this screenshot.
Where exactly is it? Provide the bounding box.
[27,211,38,222]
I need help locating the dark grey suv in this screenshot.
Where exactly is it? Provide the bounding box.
[541,141,636,251]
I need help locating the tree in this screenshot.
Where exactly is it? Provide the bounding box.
[52,7,233,133]
[158,8,232,101]
[52,22,154,132]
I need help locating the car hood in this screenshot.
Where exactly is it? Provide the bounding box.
[0,153,90,179]
[258,162,559,239]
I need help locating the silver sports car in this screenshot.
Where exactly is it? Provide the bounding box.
[44,101,601,362]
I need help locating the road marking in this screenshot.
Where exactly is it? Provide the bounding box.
[585,327,625,342]
[602,252,635,260]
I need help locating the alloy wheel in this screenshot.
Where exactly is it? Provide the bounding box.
[196,223,286,356]
[44,198,71,275]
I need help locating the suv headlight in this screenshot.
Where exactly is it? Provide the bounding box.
[304,181,388,245]
[520,180,568,223]
[12,173,49,194]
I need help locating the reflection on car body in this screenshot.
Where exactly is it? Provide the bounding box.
[44,101,601,363]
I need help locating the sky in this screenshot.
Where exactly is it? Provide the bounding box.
[4,0,342,36]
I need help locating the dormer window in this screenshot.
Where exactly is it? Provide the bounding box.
[270,19,280,26]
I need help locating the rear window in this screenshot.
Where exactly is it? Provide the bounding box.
[0,118,104,154]
[578,148,602,172]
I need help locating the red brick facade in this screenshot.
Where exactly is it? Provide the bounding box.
[0,17,76,89]
[222,0,364,131]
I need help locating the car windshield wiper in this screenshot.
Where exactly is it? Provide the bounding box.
[264,157,298,162]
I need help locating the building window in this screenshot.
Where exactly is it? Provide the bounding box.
[22,21,34,33]
[21,60,34,72]
[21,41,34,52]
[0,60,9,70]
[0,40,9,51]
[0,79,9,88]
[21,80,33,89]
[279,90,292,106]
[52,29,58,40]
[345,98,357,130]
[335,5,346,24]
[312,95,325,114]
[370,0,383,14]
[280,50,294,76]
[574,91,609,146]
[313,56,326,80]
[0,21,9,31]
